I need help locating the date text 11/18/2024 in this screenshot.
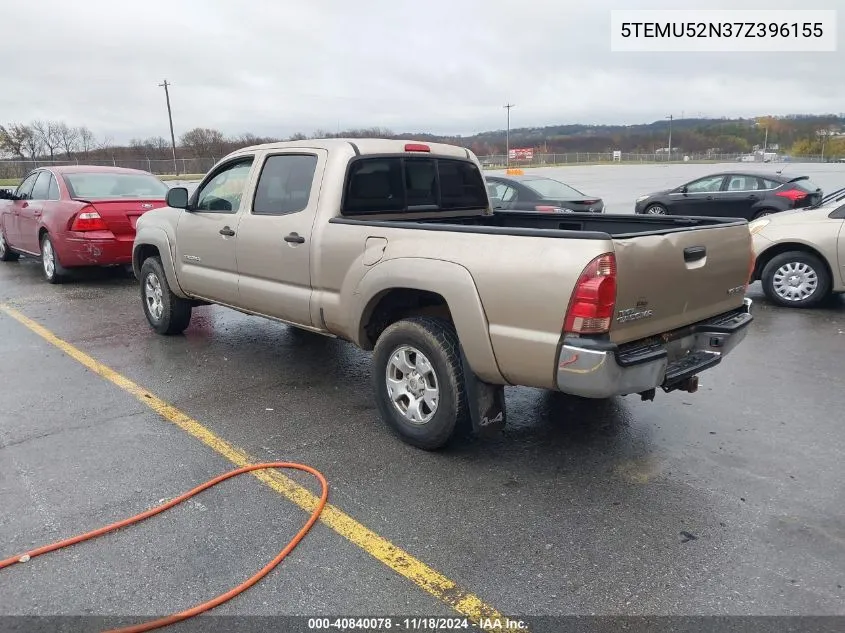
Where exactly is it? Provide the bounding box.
[306,617,529,630]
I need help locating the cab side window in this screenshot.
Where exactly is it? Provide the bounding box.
[252,154,318,215]
[194,158,254,213]
[30,172,52,200]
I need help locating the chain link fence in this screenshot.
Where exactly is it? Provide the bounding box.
[0,157,218,181]
[477,152,831,168]
[1,152,836,183]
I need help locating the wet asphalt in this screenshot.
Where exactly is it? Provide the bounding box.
[1,165,845,626]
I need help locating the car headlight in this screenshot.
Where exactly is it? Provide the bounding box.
[748,219,770,235]
[636,195,649,202]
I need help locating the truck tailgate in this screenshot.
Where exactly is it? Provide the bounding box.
[610,223,752,344]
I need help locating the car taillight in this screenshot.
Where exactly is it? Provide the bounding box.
[775,188,807,202]
[563,252,617,335]
[70,207,108,231]
[535,205,562,213]
[580,199,600,205]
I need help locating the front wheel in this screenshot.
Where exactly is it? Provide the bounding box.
[139,256,193,335]
[0,227,19,262]
[372,317,469,450]
[761,251,830,308]
[644,204,666,215]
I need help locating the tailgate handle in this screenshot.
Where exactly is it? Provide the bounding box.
[684,246,706,262]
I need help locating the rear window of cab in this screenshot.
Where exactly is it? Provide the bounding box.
[341,156,488,215]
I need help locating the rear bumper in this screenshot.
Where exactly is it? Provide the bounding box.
[555,298,753,398]
[58,233,134,267]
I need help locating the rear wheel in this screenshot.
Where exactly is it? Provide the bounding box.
[761,251,830,308]
[753,209,776,220]
[40,233,67,284]
[140,256,193,335]
[372,317,468,450]
[0,227,19,262]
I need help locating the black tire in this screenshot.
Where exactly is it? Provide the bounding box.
[761,251,830,308]
[644,203,667,215]
[139,256,193,335]
[0,225,19,261]
[372,316,469,450]
[40,233,68,284]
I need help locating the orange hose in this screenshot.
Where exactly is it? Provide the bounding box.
[0,462,329,633]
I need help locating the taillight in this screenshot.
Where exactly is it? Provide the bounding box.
[580,199,600,205]
[404,143,430,152]
[535,205,562,213]
[775,188,807,202]
[563,253,617,335]
[70,207,108,231]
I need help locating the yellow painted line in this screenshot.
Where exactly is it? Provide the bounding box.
[0,303,514,631]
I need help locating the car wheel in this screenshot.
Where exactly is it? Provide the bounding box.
[645,204,666,215]
[761,251,831,308]
[753,209,775,220]
[139,256,193,335]
[372,316,469,450]
[0,226,20,262]
[40,233,67,284]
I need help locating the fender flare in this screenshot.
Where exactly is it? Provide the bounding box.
[351,257,505,385]
[132,228,188,298]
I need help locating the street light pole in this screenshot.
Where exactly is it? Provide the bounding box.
[504,103,515,167]
[667,114,673,162]
[159,79,179,176]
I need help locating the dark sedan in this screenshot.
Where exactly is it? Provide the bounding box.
[633,171,823,220]
[485,174,605,213]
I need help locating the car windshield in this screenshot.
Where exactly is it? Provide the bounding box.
[63,173,169,199]
[521,177,584,199]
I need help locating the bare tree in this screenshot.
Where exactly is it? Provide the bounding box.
[180,127,226,158]
[0,123,34,159]
[56,122,80,159]
[32,120,62,161]
[20,125,44,159]
[77,126,95,157]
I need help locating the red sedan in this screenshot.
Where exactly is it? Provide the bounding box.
[0,166,170,283]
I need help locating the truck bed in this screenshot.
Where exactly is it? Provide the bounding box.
[331,210,753,346]
[330,210,745,239]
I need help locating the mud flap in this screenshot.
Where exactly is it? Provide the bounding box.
[459,346,507,438]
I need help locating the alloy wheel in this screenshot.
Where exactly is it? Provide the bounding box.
[385,345,440,425]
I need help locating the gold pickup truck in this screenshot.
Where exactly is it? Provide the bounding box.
[132,139,755,450]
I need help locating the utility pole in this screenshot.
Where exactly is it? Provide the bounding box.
[159,79,179,176]
[667,114,673,162]
[504,103,515,167]
[763,127,768,153]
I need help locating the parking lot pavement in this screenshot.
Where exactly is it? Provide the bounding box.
[487,162,845,214]
[1,255,844,623]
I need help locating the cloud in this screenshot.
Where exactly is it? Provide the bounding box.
[0,0,842,143]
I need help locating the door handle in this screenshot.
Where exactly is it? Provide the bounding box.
[748,195,758,200]
[219,226,235,237]
[705,196,713,200]
[284,232,305,244]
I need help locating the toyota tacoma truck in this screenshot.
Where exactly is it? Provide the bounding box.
[132,139,754,450]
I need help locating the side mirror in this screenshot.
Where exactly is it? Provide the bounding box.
[166,187,189,209]
[677,185,688,194]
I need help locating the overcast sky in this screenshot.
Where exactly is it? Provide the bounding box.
[1,0,842,143]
